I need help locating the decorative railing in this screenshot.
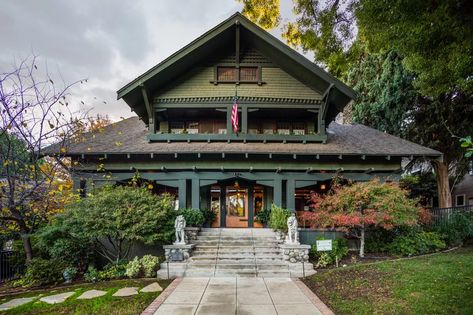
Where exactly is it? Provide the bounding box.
[0,250,22,283]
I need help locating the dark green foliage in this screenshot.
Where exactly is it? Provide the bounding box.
[399,173,438,207]
[200,208,217,226]
[388,231,446,256]
[358,0,473,95]
[65,186,175,263]
[347,50,417,137]
[178,208,205,227]
[84,262,128,282]
[434,212,473,246]
[310,237,349,268]
[35,216,94,271]
[23,258,64,286]
[268,204,291,232]
[365,226,418,253]
[255,208,271,225]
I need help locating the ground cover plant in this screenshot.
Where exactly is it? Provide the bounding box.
[303,247,473,315]
[0,278,171,315]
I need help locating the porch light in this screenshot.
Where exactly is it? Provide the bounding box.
[320,184,326,190]
[234,180,240,189]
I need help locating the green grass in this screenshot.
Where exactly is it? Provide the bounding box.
[0,278,171,315]
[303,247,473,315]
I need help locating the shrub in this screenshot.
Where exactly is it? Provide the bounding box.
[63,266,78,281]
[178,208,205,227]
[388,231,446,256]
[310,238,349,268]
[434,212,473,246]
[255,208,271,225]
[141,255,160,277]
[23,258,64,286]
[84,266,100,282]
[200,208,217,226]
[269,204,291,232]
[35,216,94,271]
[125,257,142,278]
[365,226,418,253]
[98,262,127,280]
[63,186,175,263]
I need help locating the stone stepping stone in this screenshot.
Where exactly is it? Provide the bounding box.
[77,289,107,300]
[0,297,36,311]
[40,292,75,304]
[112,287,138,297]
[140,282,163,293]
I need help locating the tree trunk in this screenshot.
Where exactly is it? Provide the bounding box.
[20,233,33,262]
[359,227,365,258]
[433,160,452,208]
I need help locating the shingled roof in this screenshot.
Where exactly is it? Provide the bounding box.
[56,117,441,158]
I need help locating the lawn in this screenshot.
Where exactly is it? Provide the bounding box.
[0,278,171,315]
[303,247,473,315]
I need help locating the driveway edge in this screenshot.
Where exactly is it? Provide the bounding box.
[293,278,335,315]
[141,278,182,315]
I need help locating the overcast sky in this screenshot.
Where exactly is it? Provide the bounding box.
[0,0,301,121]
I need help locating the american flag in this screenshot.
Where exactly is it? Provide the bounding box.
[231,97,239,133]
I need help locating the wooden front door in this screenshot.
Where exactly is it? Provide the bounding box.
[225,186,249,227]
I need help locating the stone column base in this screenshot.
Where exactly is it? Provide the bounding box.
[163,244,195,262]
[280,243,311,263]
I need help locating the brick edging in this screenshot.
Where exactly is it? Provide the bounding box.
[293,278,335,315]
[141,278,183,315]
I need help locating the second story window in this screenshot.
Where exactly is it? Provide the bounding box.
[216,66,259,83]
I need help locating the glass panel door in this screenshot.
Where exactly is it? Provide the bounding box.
[225,186,248,227]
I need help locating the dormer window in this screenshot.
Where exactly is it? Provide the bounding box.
[215,66,260,83]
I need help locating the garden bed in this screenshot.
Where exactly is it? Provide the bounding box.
[303,246,473,314]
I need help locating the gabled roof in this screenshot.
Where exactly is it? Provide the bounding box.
[117,12,356,123]
[51,116,441,158]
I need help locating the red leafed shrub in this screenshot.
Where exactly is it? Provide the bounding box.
[305,178,425,257]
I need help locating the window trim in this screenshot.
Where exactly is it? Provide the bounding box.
[456,194,466,206]
[213,64,263,85]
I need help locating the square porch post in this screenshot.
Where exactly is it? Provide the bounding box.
[286,179,296,211]
[273,179,283,207]
[178,179,187,209]
[191,179,200,209]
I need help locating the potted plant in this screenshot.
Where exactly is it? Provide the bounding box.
[200,208,217,228]
[268,204,291,242]
[254,208,271,228]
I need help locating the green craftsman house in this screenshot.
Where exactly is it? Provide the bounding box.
[62,13,441,228]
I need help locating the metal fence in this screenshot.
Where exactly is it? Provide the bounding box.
[429,205,473,227]
[0,250,21,283]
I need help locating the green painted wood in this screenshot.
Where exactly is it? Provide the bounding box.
[191,178,200,209]
[248,183,254,227]
[295,180,318,188]
[178,179,187,209]
[286,179,296,211]
[273,179,282,206]
[154,66,323,101]
[147,132,327,142]
[241,105,248,134]
[220,183,226,227]
[153,103,322,109]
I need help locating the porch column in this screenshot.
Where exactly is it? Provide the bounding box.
[220,184,226,227]
[226,104,232,134]
[191,179,200,209]
[241,105,248,134]
[178,179,187,209]
[248,184,254,227]
[286,179,296,211]
[273,179,283,207]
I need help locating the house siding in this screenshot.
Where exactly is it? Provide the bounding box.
[154,67,322,101]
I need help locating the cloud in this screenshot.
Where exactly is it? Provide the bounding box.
[0,0,306,121]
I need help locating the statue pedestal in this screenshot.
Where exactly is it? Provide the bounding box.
[279,243,316,277]
[184,227,200,242]
[158,244,196,279]
[163,244,195,262]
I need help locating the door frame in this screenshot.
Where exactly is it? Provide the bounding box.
[218,178,255,228]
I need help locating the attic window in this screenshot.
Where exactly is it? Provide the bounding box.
[215,66,260,83]
[217,67,236,81]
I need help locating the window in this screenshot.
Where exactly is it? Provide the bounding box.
[186,122,199,134]
[277,122,291,135]
[217,67,236,81]
[456,194,465,206]
[170,121,185,134]
[216,66,259,82]
[239,67,258,81]
[293,122,306,135]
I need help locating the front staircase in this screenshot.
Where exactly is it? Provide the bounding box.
[157,228,316,278]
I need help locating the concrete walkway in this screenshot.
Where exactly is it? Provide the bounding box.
[153,277,325,315]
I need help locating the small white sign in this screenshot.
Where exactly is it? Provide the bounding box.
[316,240,333,251]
